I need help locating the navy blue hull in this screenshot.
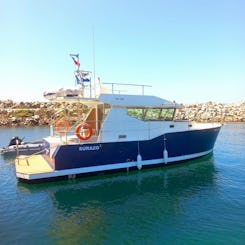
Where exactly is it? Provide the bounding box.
[54,126,221,170]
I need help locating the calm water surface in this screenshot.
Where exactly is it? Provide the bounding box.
[0,124,245,244]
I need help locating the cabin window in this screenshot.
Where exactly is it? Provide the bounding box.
[127,108,145,120]
[127,108,175,121]
[144,108,162,120]
[159,108,175,121]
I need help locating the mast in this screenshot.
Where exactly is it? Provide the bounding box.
[70,54,92,98]
[92,31,96,97]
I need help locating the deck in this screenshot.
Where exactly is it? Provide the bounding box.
[15,155,54,175]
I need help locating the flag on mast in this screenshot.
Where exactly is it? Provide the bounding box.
[71,57,80,67]
[75,75,81,84]
[75,76,91,84]
[82,78,91,82]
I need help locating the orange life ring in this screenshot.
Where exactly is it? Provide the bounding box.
[75,123,93,140]
[55,120,70,135]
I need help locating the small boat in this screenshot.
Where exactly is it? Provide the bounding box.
[15,58,221,183]
[1,136,46,157]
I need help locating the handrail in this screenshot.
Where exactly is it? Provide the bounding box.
[103,82,152,95]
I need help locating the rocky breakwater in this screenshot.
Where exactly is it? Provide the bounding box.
[0,100,85,127]
[0,100,245,127]
[175,101,245,122]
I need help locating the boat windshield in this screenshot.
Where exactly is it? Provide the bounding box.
[127,107,175,121]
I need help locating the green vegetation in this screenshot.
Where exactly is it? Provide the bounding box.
[13,109,34,118]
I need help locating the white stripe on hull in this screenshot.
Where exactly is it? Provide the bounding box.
[16,149,213,181]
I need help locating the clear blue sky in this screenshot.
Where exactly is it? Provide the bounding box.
[0,0,244,103]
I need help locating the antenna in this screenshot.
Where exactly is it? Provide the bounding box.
[92,30,96,96]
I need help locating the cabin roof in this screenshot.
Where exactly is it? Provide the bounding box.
[98,93,182,108]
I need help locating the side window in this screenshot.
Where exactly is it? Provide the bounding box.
[127,108,144,120]
[144,108,161,120]
[160,109,175,121]
[127,107,175,121]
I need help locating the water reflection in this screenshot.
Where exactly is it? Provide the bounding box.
[1,154,16,163]
[18,155,216,244]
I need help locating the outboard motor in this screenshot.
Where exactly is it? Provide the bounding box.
[8,137,23,146]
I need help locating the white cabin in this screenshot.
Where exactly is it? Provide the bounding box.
[95,93,181,142]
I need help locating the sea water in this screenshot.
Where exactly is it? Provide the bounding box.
[0,124,245,244]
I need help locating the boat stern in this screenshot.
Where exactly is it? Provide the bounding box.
[15,154,55,182]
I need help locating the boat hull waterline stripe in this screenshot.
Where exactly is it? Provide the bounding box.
[16,149,212,180]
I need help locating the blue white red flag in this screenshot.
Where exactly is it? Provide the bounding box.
[72,57,80,67]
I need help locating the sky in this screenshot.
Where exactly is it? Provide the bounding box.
[0,0,244,103]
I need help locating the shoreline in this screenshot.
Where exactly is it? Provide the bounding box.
[0,100,245,127]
